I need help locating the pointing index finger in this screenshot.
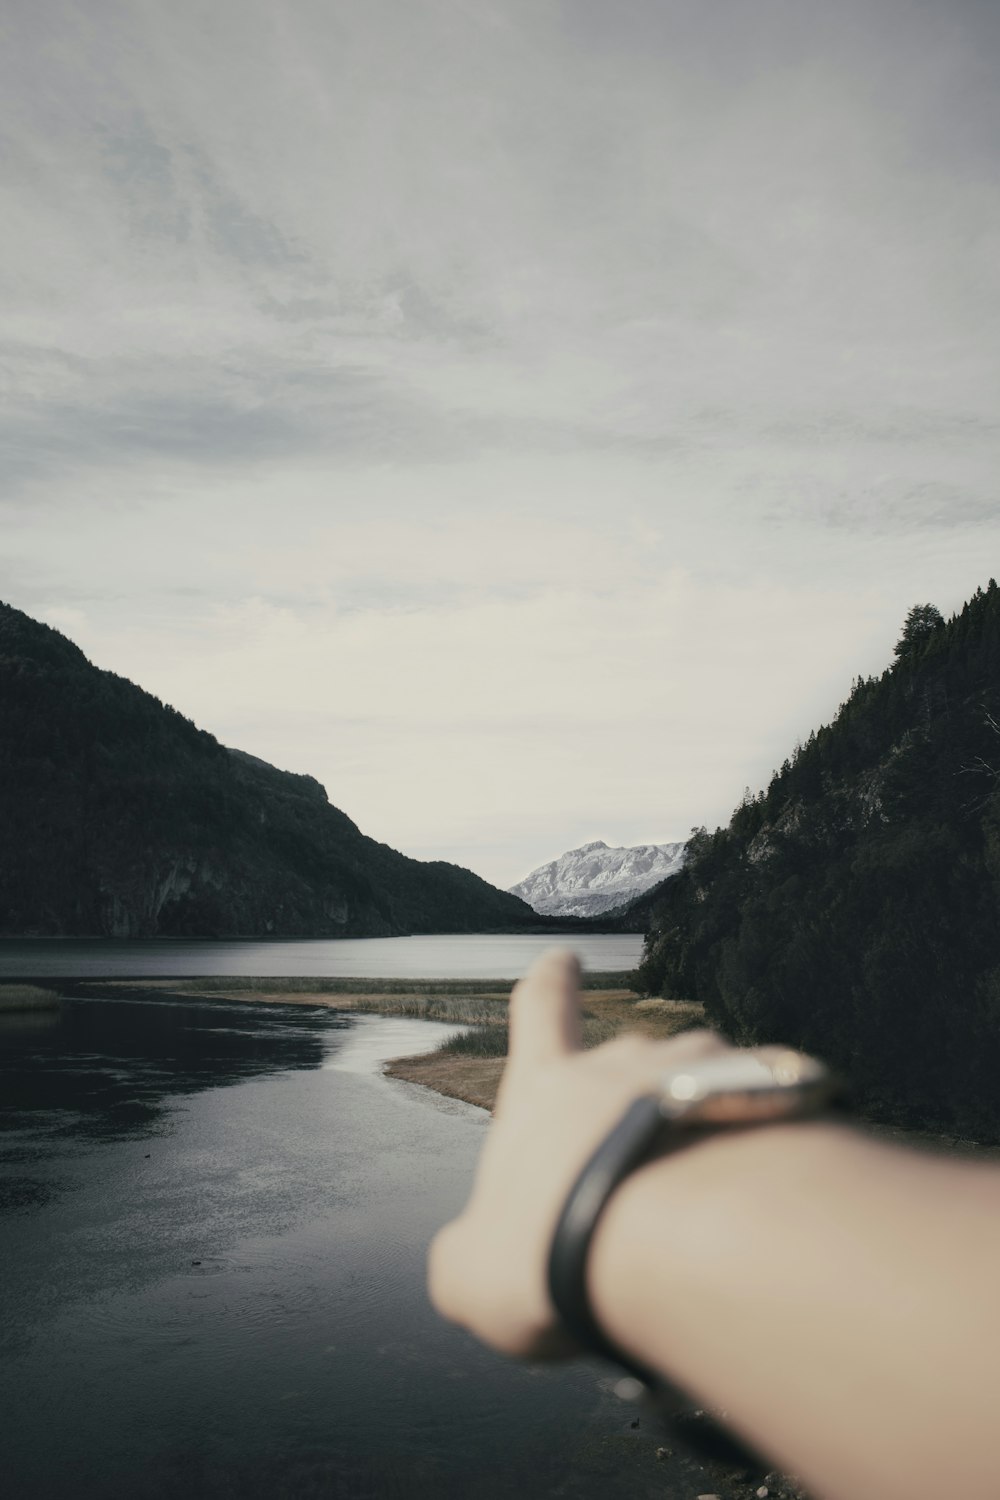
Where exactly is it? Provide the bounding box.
[507,949,583,1073]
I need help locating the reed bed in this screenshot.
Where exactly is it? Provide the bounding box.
[440,1026,510,1057]
[0,984,59,1012]
[118,971,634,996]
[437,1000,704,1060]
[339,993,511,1027]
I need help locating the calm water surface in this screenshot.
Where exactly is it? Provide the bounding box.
[0,993,697,1500]
[0,933,643,980]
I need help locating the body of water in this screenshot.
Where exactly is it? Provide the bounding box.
[0,992,698,1499]
[0,932,644,979]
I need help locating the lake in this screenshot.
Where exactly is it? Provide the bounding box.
[0,990,700,1499]
[0,932,645,980]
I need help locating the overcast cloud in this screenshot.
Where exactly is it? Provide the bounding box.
[2,0,999,886]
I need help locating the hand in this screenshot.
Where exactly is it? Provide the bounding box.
[427,948,730,1360]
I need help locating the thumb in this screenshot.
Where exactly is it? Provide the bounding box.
[507,949,582,1074]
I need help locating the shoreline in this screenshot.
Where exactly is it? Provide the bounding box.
[28,975,997,1500]
[383,994,707,1110]
[49,977,1000,1153]
[64,976,705,1112]
[384,1051,508,1110]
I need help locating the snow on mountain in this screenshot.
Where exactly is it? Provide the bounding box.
[508,839,688,918]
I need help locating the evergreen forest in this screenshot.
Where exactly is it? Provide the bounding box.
[0,602,539,939]
[635,582,1000,1140]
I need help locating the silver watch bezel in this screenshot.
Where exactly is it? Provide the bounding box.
[657,1047,836,1125]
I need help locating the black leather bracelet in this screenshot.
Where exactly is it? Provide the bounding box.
[547,1093,666,1385]
[546,1092,758,1463]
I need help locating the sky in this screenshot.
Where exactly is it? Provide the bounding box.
[2,0,1000,889]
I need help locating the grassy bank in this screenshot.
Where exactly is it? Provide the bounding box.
[386,993,706,1111]
[82,976,705,1112]
[0,983,59,1012]
[93,977,519,1029]
[92,971,633,995]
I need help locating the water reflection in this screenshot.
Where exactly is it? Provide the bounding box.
[0,997,692,1500]
[0,932,643,979]
[0,1007,60,1035]
[0,995,346,1214]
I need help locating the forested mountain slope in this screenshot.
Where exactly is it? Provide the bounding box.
[0,602,539,939]
[636,583,1000,1138]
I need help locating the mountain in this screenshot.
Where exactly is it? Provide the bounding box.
[635,585,1000,1140]
[509,839,687,918]
[0,602,540,939]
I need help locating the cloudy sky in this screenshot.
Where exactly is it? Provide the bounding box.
[3,0,999,888]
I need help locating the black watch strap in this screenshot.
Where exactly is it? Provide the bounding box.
[546,1091,765,1465]
[546,1053,837,1466]
[547,1092,666,1385]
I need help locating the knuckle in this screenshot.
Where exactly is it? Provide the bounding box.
[674,1025,715,1045]
[663,1027,728,1060]
[595,1030,647,1062]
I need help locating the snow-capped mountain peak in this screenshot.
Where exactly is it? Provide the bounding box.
[508,839,687,918]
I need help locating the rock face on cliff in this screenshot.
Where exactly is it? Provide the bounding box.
[0,602,539,938]
[509,839,687,917]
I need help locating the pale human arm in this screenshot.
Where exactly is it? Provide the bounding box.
[428,950,1000,1500]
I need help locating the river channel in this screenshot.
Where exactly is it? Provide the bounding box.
[0,990,707,1500]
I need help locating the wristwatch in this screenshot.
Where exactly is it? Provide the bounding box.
[547,1046,837,1453]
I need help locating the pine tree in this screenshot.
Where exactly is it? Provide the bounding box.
[894,603,944,661]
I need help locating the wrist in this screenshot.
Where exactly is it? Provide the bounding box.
[586,1118,851,1389]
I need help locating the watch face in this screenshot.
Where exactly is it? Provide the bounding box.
[657,1047,834,1124]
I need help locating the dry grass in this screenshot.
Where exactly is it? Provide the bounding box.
[581,991,705,1043]
[0,983,59,1012]
[337,993,511,1026]
[391,989,706,1112]
[151,987,515,1027]
[84,978,705,1113]
[385,1053,507,1111]
[93,972,633,995]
